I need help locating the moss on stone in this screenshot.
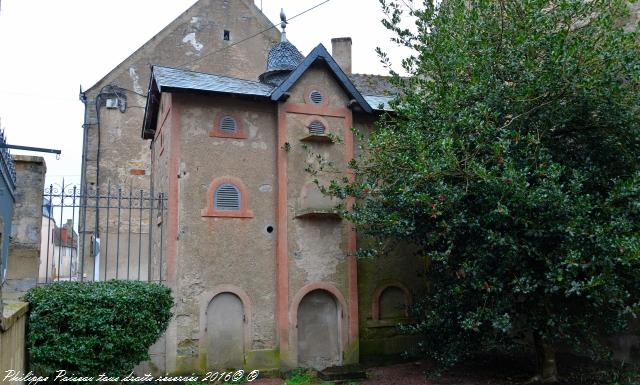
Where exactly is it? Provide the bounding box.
[343,341,360,364]
[245,349,280,370]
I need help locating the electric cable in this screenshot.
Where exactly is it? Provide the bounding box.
[175,0,332,70]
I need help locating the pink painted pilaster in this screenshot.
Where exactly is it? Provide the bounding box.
[276,102,290,355]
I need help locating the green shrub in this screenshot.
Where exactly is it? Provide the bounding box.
[25,280,173,377]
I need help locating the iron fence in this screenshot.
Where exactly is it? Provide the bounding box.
[40,182,166,284]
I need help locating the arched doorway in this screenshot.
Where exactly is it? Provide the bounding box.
[206,292,245,368]
[379,286,409,319]
[297,290,341,369]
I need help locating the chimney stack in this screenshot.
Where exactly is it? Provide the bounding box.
[331,37,352,75]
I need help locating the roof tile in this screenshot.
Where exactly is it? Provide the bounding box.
[153,66,274,97]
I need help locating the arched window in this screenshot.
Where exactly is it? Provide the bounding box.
[308,120,326,135]
[378,286,408,320]
[214,183,241,211]
[219,116,237,134]
[372,283,411,321]
[210,113,247,139]
[202,177,253,218]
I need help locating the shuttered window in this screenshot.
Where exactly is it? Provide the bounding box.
[309,90,324,104]
[220,116,237,133]
[308,120,326,135]
[214,184,241,211]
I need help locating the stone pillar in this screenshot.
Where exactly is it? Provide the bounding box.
[625,2,640,32]
[5,155,46,297]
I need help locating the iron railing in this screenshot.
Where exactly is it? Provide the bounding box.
[40,182,166,284]
[0,130,16,189]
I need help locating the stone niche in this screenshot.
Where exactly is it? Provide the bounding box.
[295,182,340,220]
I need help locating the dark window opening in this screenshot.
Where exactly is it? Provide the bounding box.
[223,30,230,41]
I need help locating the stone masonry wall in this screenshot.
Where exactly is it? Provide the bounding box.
[82,0,279,192]
[5,155,45,297]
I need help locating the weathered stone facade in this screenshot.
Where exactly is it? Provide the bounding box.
[79,0,280,283]
[1,156,45,382]
[81,0,280,192]
[142,34,421,373]
[88,0,640,374]
[5,156,46,297]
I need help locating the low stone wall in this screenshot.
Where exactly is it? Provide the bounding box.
[0,301,28,385]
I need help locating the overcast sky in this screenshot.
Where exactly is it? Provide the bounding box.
[0,0,413,188]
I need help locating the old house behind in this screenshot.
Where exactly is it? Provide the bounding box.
[78,0,283,284]
[80,0,280,192]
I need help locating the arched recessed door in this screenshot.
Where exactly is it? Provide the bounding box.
[379,286,408,319]
[206,293,244,368]
[297,290,340,370]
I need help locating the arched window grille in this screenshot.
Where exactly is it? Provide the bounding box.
[214,184,241,211]
[220,116,237,133]
[308,120,326,135]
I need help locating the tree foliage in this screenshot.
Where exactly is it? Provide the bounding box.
[325,0,640,376]
[25,280,173,377]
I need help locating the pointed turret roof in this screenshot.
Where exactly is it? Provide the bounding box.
[259,9,305,87]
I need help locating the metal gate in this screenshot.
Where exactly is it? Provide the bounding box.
[40,182,166,284]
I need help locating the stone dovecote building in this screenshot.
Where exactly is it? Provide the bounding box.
[140,29,422,372]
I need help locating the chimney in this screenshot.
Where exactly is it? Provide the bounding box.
[331,37,352,75]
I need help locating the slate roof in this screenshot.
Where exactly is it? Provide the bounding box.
[270,44,372,113]
[364,95,394,111]
[142,57,399,138]
[350,73,403,96]
[153,66,274,97]
[151,66,399,108]
[265,41,305,73]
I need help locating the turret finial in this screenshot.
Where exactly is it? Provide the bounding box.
[280,8,288,42]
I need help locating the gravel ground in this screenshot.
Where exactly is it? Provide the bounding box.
[249,353,632,385]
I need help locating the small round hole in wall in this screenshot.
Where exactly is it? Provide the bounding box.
[266,225,274,234]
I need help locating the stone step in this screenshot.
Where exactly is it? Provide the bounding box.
[318,364,368,382]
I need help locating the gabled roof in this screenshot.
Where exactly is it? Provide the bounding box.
[153,66,274,97]
[52,227,78,248]
[142,66,275,138]
[142,45,397,138]
[87,0,278,93]
[270,44,373,113]
[350,74,403,96]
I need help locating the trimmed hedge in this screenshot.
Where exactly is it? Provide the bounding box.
[25,280,173,376]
